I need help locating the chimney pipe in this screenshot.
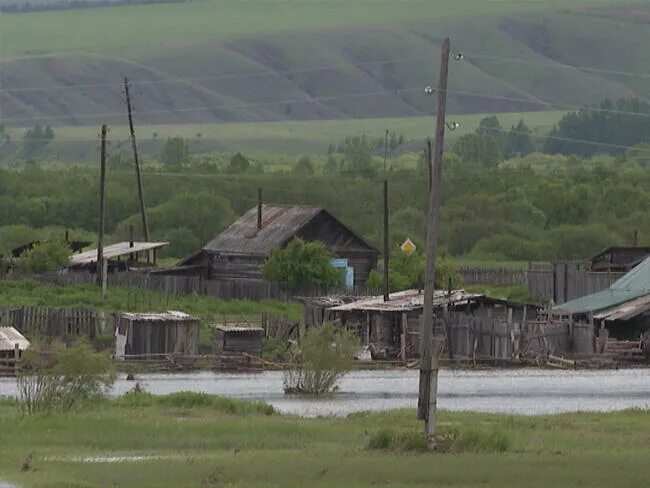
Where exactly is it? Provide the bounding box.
[257,187,263,230]
[129,225,134,248]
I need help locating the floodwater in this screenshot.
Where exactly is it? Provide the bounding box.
[2,368,649,417]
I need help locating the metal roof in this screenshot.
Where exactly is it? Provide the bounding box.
[69,241,169,265]
[327,289,484,313]
[0,327,30,351]
[555,256,650,314]
[202,204,376,256]
[119,311,198,322]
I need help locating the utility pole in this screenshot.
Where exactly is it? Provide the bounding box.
[418,37,450,448]
[97,124,107,288]
[257,187,263,230]
[383,129,389,177]
[426,139,433,192]
[383,179,390,302]
[124,77,150,242]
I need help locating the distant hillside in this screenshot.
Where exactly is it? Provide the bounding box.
[0,0,648,127]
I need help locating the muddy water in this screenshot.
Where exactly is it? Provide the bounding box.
[1,368,649,417]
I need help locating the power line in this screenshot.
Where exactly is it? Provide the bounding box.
[0,55,421,94]
[0,87,423,123]
[461,52,650,80]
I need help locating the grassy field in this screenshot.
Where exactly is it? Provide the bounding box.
[0,394,648,487]
[6,110,564,158]
[0,0,630,59]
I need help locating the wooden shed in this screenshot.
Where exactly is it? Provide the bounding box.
[588,246,650,272]
[213,325,264,370]
[115,311,199,360]
[180,204,379,288]
[0,327,30,375]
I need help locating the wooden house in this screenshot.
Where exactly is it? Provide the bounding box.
[115,311,199,360]
[213,325,264,370]
[588,246,650,272]
[318,289,535,361]
[179,204,378,288]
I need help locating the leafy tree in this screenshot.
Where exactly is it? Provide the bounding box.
[17,339,115,414]
[544,98,650,156]
[294,156,314,175]
[262,238,343,292]
[22,124,54,158]
[340,135,376,177]
[283,323,358,395]
[323,155,338,174]
[452,133,502,167]
[160,137,189,166]
[19,240,70,273]
[502,120,535,159]
[228,152,250,173]
[476,115,502,139]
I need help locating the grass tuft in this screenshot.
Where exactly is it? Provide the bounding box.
[368,427,510,453]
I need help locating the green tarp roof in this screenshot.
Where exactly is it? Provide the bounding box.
[554,256,650,314]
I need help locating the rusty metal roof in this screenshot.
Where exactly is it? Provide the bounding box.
[202,204,376,256]
[327,289,484,313]
[0,327,30,351]
[69,241,169,265]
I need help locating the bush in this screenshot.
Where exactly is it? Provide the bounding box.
[367,428,510,453]
[114,390,275,415]
[283,323,358,395]
[19,240,70,273]
[17,340,115,414]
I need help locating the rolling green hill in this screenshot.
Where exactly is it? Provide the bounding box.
[0,0,648,130]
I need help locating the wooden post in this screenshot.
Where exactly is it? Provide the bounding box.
[97,124,107,286]
[418,37,450,448]
[124,77,150,242]
[401,312,408,361]
[383,179,390,302]
[14,342,19,374]
[426,139,433,192]
[102,258,108,300]
[257,187,263,229]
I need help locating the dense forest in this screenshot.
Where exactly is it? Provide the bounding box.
[1,148,648,264]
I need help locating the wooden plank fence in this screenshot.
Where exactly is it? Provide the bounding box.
[9,271,377,302]
[527,262,623,304]
[456,266,526,287]
[0,306,114,339]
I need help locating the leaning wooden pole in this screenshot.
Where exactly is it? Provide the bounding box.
[97,124,107,287]
[418,37,450,448]
[124,77,150,242]
[383,179,390,302]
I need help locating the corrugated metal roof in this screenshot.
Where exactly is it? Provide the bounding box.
[119,311,198,322]
[555,256,650,314]
[327,289,484,312]
[69,241,169,265]
[594,294,650,322]
[203,204,376,256]
[0,327,30,351]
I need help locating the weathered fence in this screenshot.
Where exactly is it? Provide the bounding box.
[0,306,114,339]
[456,266,526,287]
[13,271,376,302]
[527,262,624,304]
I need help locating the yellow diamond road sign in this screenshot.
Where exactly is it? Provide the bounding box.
[400,238,416,254]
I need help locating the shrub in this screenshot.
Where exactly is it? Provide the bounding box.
[367,428,393,449]
[283,323,358,395]
[114,390,275,416]
[19,240,70,273]
[367,428,510,453]
[17,340,115,414]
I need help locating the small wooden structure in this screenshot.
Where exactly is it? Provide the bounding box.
[68,241,169,272]
[0,326,30,375]
[317,289,535,361]
[213,325,263,370]
[115,311,199,360]
[588,246,650,272]
[179,204,379,287]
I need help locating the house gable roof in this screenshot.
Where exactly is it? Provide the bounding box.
[202,204,377,256]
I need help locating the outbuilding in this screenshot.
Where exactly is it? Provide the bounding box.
[115,311,199,360]
[213,325,264,370]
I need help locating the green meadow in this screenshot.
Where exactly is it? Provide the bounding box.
[0,394,648,487]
